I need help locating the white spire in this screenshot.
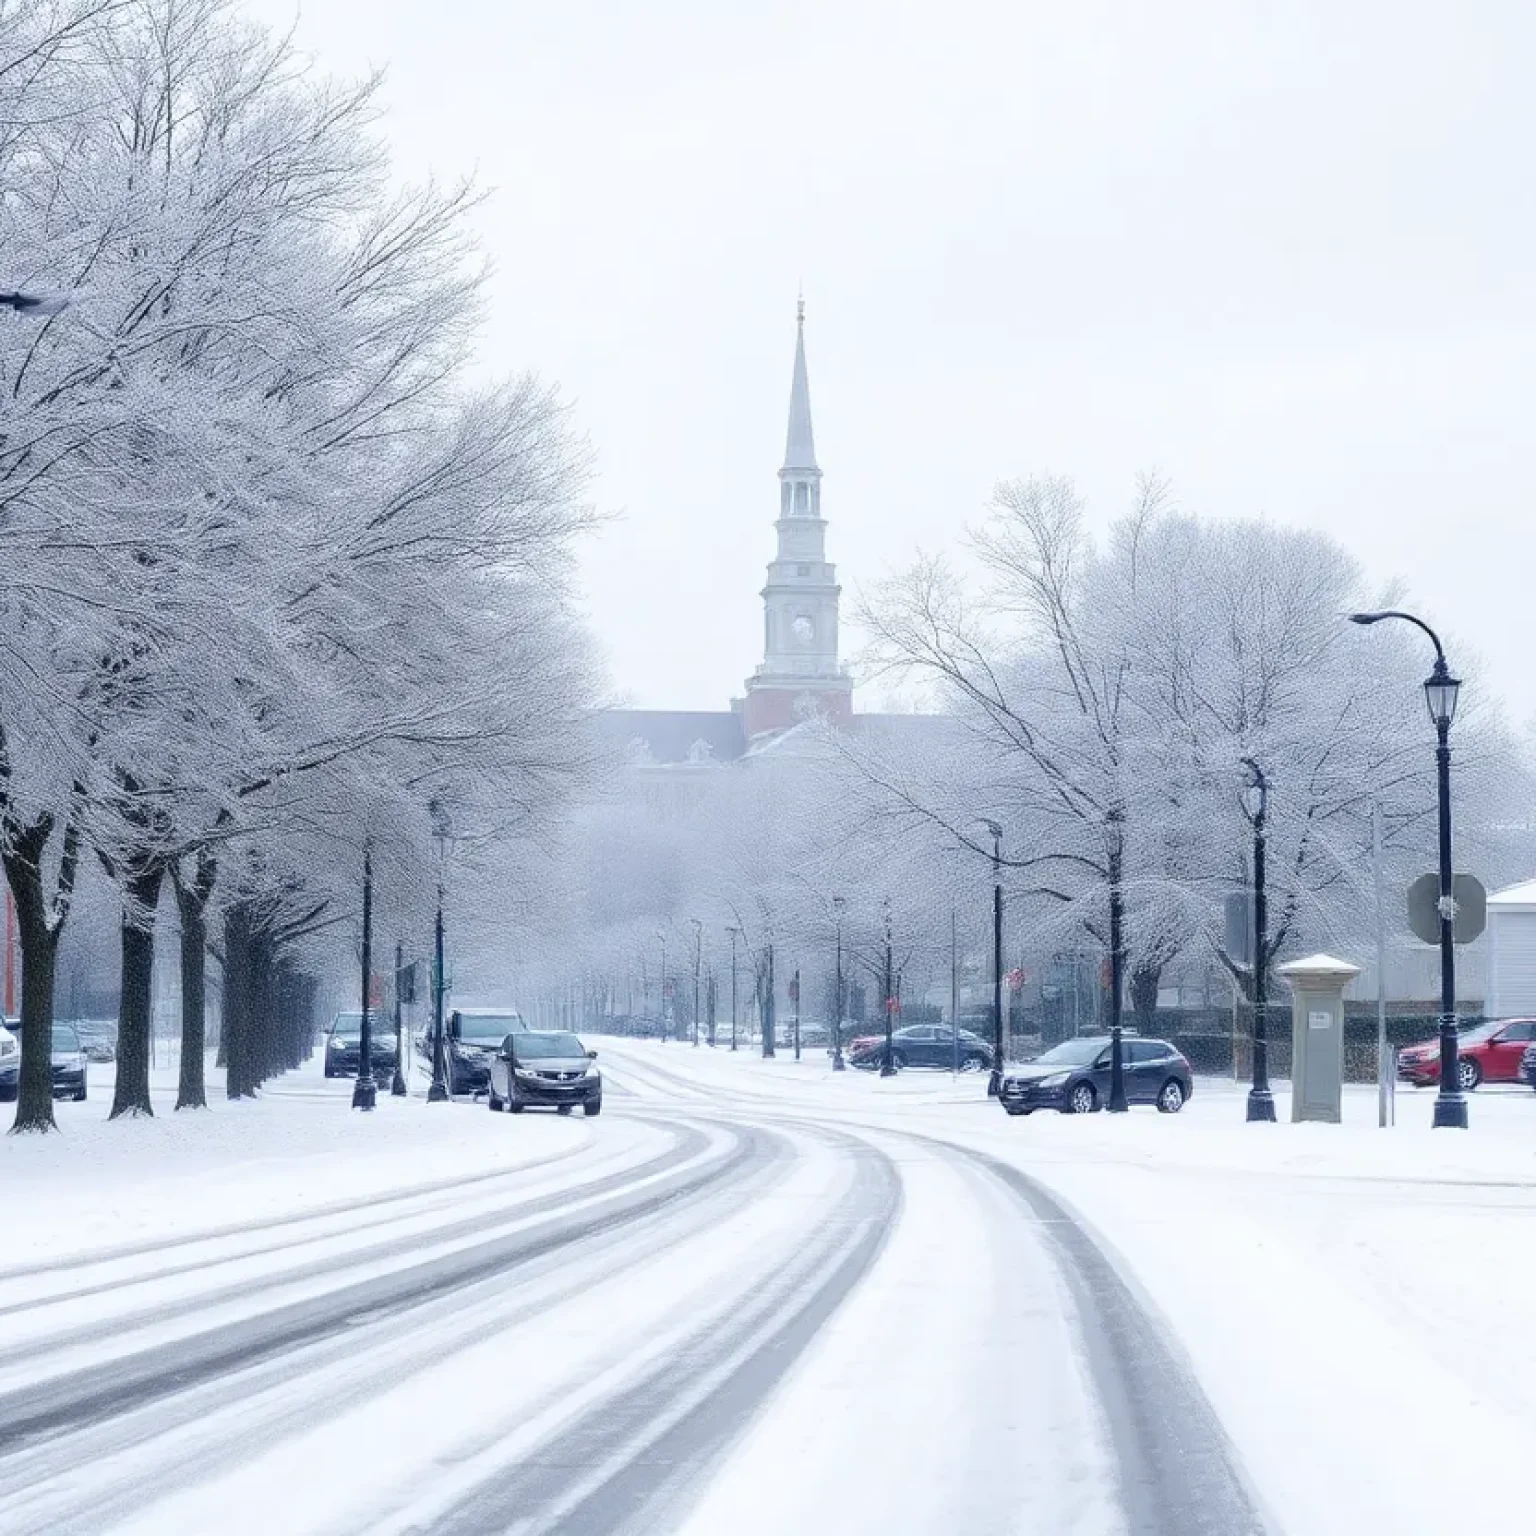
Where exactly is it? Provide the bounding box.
[782,295,818,473]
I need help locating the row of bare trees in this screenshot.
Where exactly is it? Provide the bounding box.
[1,1,596,1130]
[524,479,1532,1046]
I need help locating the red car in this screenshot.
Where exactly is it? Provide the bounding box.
[1397,1018,1536,1089]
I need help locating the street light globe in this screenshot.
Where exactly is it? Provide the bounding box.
[1423,664,1461,728]
[1241,781,1267,820]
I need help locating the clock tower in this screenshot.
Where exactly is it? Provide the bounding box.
[742,300,853,739]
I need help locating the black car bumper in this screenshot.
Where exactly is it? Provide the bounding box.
[451,1053,494,1091]
[0,1064,17,1101]
[325,1045,399,1076]
[51,1064,86,1097]
[509,1075,600,1106]
[999,1080,1069,1113]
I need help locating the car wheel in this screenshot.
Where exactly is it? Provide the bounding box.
[890,1051,906,1071]
[959,1055,986,1073]
[1458,1058,1482,1091]
[508,1098,525,1114]
[74,1081,87,1103]
[487,1084,503,1112]
[585,1099,603,1117]
[1003,1105,1026,1116]
[1156,1078,1185,1114]
[323,1062,334,1079]
[1066,1082,1097,1115]
[557,1104,573,1116]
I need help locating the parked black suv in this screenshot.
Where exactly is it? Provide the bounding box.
[487,1031,602,1116]
[441,1009,528,1095]
[322,1011,398,1079]
[1000,1035,1192,1115]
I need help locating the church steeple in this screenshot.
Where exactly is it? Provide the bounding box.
[782,295,818,473]
[743,298,853,739]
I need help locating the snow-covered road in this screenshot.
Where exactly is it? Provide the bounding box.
[2,1042,1533,1534]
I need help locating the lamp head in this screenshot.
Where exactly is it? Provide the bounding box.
[1424,659,1461,728]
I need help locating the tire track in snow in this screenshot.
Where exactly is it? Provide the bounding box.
[0,1121,681,1345]
[600,1052,1266,1535]
[0,1117,757,1454]
[0,1122,594,1285]
[924,1138,1268,1536]
[387,1125,901,1536]
[0,1116,799,1535]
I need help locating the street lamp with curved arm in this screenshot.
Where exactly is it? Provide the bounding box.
[1238,758,1276,1123]
[1348,608,1466,1128]
[978,820,1004,1096]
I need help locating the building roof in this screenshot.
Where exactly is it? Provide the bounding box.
[782,297,818,473]
[597,709,746,765]
[1489,879,1536,910]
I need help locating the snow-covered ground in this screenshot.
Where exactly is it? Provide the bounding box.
[0,1039,1531,1534]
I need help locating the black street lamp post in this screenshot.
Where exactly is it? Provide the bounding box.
[691,918,702,1048]
[427,807,450,1104]
[728,926,739,1051]
[762,942,776,1059]
[792,968,802,1059]
[981,820,1004,1096]
[1106,808,1129,1113]
[1241,759,1276,1123]
[880,901,897,1078]
[391,940,408,1097]
[352,843,377,1111]
[1351,610,1467,1128]
[832,896,846,1071]
[658,931,668,1044]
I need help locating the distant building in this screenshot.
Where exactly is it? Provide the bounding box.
[602,300,869,769]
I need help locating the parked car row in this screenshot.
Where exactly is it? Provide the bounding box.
[0,1017,89,1101]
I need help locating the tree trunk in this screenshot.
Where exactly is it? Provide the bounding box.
[172,853,216,1110]
[1130,960,1161,1034]
[174,890,208,1110]
[110,863,166,1119]
[3,843,59,1135]
[223,904,253,1099]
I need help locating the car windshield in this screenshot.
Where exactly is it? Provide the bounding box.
[1458,1020,1504,1044]
[459,1012,524,1042]
[1033,1038,1108,1067]
[52,1024,80,1052]
[512,1033,585,1059]
[329,1014,364,1038]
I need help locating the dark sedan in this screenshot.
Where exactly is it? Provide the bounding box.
[487,1031,602,1116]
[848,1025,994,1072]
[3,1019,88,1101]
[322,1012,398,1079]
[999,1035,1192,1115]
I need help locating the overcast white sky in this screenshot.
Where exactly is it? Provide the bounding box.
[252,0,1536,725]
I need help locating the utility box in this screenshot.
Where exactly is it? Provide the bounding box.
[1279,953,1360,1124]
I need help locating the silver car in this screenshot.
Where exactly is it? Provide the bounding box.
[487,1030,602,1117]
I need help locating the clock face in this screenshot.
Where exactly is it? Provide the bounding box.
[792,615,814,645]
